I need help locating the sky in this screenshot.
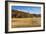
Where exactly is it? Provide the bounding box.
[12,6,41,14]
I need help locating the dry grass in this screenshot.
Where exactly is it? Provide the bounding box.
[11,17,41,28]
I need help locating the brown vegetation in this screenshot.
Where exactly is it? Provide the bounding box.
[12,10,41,18]
[11,10,41,28]
[11,18,41,28]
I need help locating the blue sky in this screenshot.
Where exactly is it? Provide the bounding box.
[12,6,41,14]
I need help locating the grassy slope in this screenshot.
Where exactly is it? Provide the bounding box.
[11,10,41,28]
[12,10,41,18]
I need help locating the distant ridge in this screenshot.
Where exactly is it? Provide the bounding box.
[12,10,41,18]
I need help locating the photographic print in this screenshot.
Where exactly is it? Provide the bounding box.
[12,6,41,28]
[5,1,45,33]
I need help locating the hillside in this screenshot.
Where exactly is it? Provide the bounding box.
[11,10,41,28]
[12,10,41,18]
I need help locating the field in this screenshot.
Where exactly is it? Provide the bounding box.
[11,10,41,28]
[11,17,41,28]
